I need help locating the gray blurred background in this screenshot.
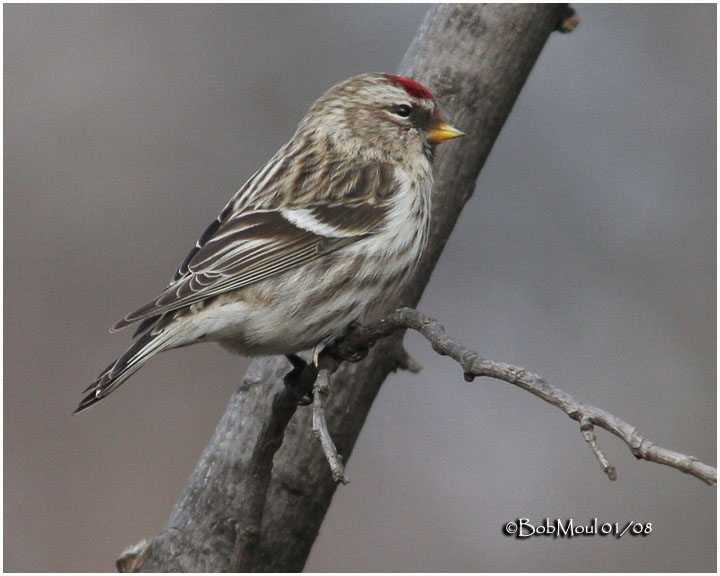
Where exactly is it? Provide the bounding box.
[4,4,716,572]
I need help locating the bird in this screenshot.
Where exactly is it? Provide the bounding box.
[76,73,464,413]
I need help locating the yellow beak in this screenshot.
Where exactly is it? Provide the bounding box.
[426,121,465,145]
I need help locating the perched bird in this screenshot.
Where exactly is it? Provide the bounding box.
[76,73,464,413]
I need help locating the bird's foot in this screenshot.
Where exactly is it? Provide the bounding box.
[335,345,369,363]
[327,321,371,363]
[283,354,317,406]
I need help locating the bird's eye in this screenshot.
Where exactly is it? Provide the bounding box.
[393,104,412,118]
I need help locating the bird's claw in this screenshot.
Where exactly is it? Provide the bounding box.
[283,354,317,405]
[336,346,369,363]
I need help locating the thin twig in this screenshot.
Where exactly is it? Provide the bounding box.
[326,307,717,486]
[580,416,616,481]
[311,358,349,484]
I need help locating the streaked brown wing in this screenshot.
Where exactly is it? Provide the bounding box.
[112,201,389,331]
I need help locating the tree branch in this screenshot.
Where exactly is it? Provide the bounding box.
[123,4,579,572]
[329,308,718,487]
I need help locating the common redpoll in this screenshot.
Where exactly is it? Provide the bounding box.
[77,73,464,412]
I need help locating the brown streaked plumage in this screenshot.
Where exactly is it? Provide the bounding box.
[77,73,464,413]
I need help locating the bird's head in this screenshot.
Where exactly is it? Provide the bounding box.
[299,73,464,163]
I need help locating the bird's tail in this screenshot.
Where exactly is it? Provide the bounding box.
[75,325,179,413]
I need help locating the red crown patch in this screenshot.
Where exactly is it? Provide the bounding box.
[384,74,434,100]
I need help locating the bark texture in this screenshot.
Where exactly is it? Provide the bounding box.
[126,4,570,572]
